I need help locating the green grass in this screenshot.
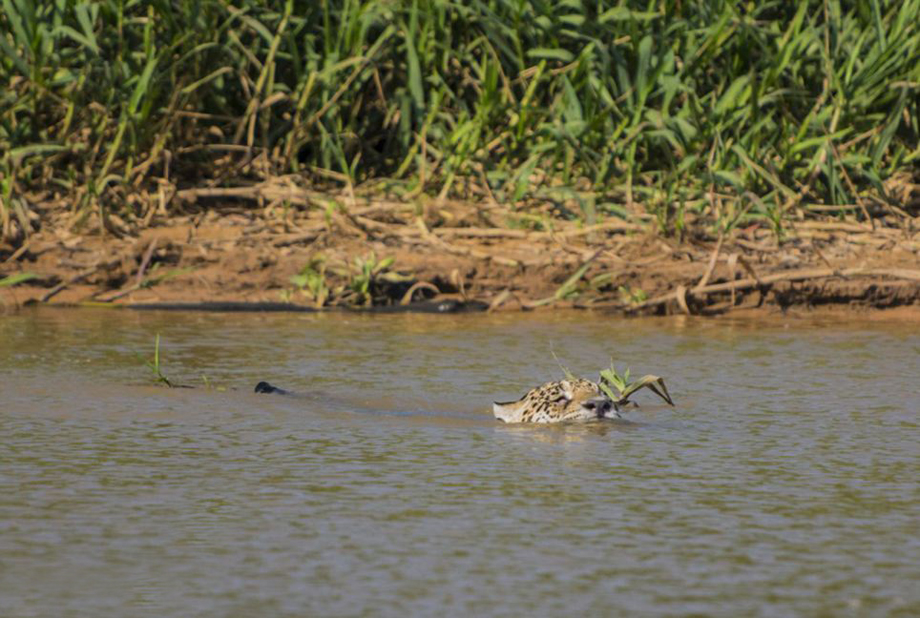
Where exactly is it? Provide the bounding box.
[136,333,173,388]
[285,252,413,307]
[0,272,36,287]
[2,0,918,241]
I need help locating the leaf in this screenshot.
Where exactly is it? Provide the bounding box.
[714,75,750,115]
[713,170,744,189]
[53,25,99,54]
[559,14,585,27]
[560,76,582,124]
[0,32,29,74]
[241,14,273,44]
[635,35,653,103]
[598,7,661,23]
[128,55,158,116]
[599,362,673,407]
[790,128,853,155]
[10,144,67,162]
[619,374,674,406]
[0,272,37,287]
[405,15,424,110]
[732,144,796,199]
[554,259,592,299]
[74,2,98,53]
[512,154,540,201]
[598,381,617,401]
[526,48,574,63]
[599,366,627,393]
[375,256,396,272]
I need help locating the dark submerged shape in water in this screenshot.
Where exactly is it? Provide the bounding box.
[254,381,289,395]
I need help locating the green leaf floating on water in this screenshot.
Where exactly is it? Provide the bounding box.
[599,363,674,406]
[554,354,673,408]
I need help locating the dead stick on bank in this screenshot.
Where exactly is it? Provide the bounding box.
[1,239,31,266]
[135,239,158,285]
[40,259,121,303]
[694,233,723,290]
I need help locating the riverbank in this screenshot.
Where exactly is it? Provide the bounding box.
[4,3,919,316]
[2,182,918,317]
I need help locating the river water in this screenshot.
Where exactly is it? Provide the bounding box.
[1,308,918,616]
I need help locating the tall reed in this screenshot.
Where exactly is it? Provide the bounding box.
[1,0,917,239]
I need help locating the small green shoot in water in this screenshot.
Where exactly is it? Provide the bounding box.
[598,362,673,407]
[137,333,173,388]
[553,350,673,407]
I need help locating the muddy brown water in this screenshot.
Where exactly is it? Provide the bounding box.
[1,308,918,617]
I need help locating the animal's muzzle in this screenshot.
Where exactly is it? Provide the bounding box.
[583,397,614,418]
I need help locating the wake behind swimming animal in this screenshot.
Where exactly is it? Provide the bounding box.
[254,363,673,424]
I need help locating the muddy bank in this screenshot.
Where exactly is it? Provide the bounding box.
[2,189,919,317]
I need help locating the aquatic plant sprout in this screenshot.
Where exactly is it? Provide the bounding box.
[136,333,173,388]
[598,363,674,407]
[555,352,673,408]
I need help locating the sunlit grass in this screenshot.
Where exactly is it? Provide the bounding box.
[1,0,917,242]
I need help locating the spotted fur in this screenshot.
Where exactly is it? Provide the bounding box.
[492,378,620,423]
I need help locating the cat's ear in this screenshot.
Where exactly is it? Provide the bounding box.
[492,400,525,423]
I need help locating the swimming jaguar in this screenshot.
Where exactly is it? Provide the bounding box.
[255,377,620,424]
[491,378,619,423]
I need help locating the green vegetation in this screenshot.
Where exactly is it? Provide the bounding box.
[136,333,173,387]
[556,354,673,407]
[341,253,412,306]
[287,255,331,307]
[2,0,917,244]
[0,272,36,287]
[598,362,673,407]
[285,252,412,306]
[618,284,648,306]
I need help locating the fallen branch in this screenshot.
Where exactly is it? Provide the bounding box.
[412,218,522,268]
[434,227,530,239]
[135,239,158,285]
[1,239,31,266]
[544,219,644,240]
[628,267,920,313]
[790,221,877,234]
[40,258,122,303]
[96,267,195,303]
[694,234,723,290]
